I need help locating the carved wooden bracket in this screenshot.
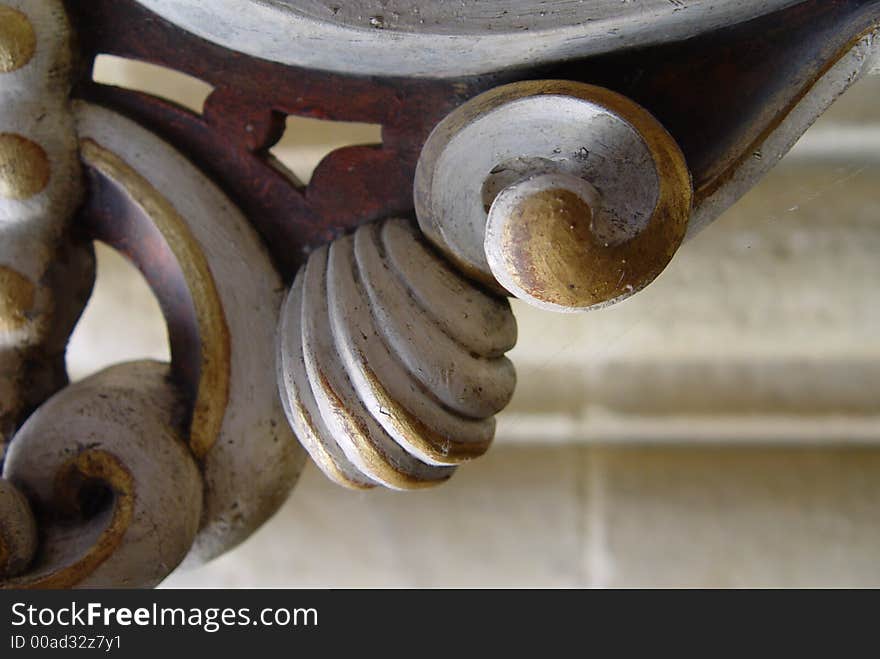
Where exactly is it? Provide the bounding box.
[0,0,878,587]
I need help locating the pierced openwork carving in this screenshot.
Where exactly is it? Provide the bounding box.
[0,0,878,587]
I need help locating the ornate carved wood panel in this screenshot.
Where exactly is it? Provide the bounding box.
[0,0,877,587]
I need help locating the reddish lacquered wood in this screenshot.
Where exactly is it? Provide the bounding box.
[65,0,497,278]
[64,0,880,278]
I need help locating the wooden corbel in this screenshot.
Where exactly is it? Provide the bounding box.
[0,0,877,587]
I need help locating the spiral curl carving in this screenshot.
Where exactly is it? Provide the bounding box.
[277,218,518,490]
[1,0,877,589]
[2,362,202,589]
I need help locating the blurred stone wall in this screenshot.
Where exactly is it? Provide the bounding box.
[73,57,880,587]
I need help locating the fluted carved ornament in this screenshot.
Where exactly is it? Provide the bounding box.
[0,0,877,586]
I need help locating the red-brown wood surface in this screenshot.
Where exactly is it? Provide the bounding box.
[80,162,202,410]
[66,0,497,278]
[65,0,880,280]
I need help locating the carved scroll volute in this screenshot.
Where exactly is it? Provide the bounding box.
[74,103,305,566]
[2,362,203,589]
[415,80,694,312]
[0,98,305,587]
[0,0,204,590]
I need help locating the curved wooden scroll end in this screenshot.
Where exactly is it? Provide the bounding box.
[2,361,202,589]
[415,80,693,312]
[74,103,304,565]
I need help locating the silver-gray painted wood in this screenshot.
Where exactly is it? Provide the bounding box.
[328,226,495,464]
[354,223,517,419]
[329,229,495,465]
[276,218,521,490]
[380,218,517,358]
[3,361,203,588]
[74,103,305,565]
[277,271,377,489]
[415,83,662,290]
[300,244,455,488]
[134,0,799,78]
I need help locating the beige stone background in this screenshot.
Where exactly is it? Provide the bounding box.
[74,57,880,587]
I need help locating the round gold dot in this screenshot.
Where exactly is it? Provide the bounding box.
[0,265,36,332]
[0,6,36,73]
[0,133,50,200]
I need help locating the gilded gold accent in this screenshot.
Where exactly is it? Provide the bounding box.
[2,450,134,589]
[358,358,491,465]
[287,388,375,491]
[0,7,36,73]
[488,82,692,309]
[314,367,453,490]
[498,188,598,309]
[417,80,693,300]
[0,265,35,332]
[79,139,231,460]
[0,133,50,200]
